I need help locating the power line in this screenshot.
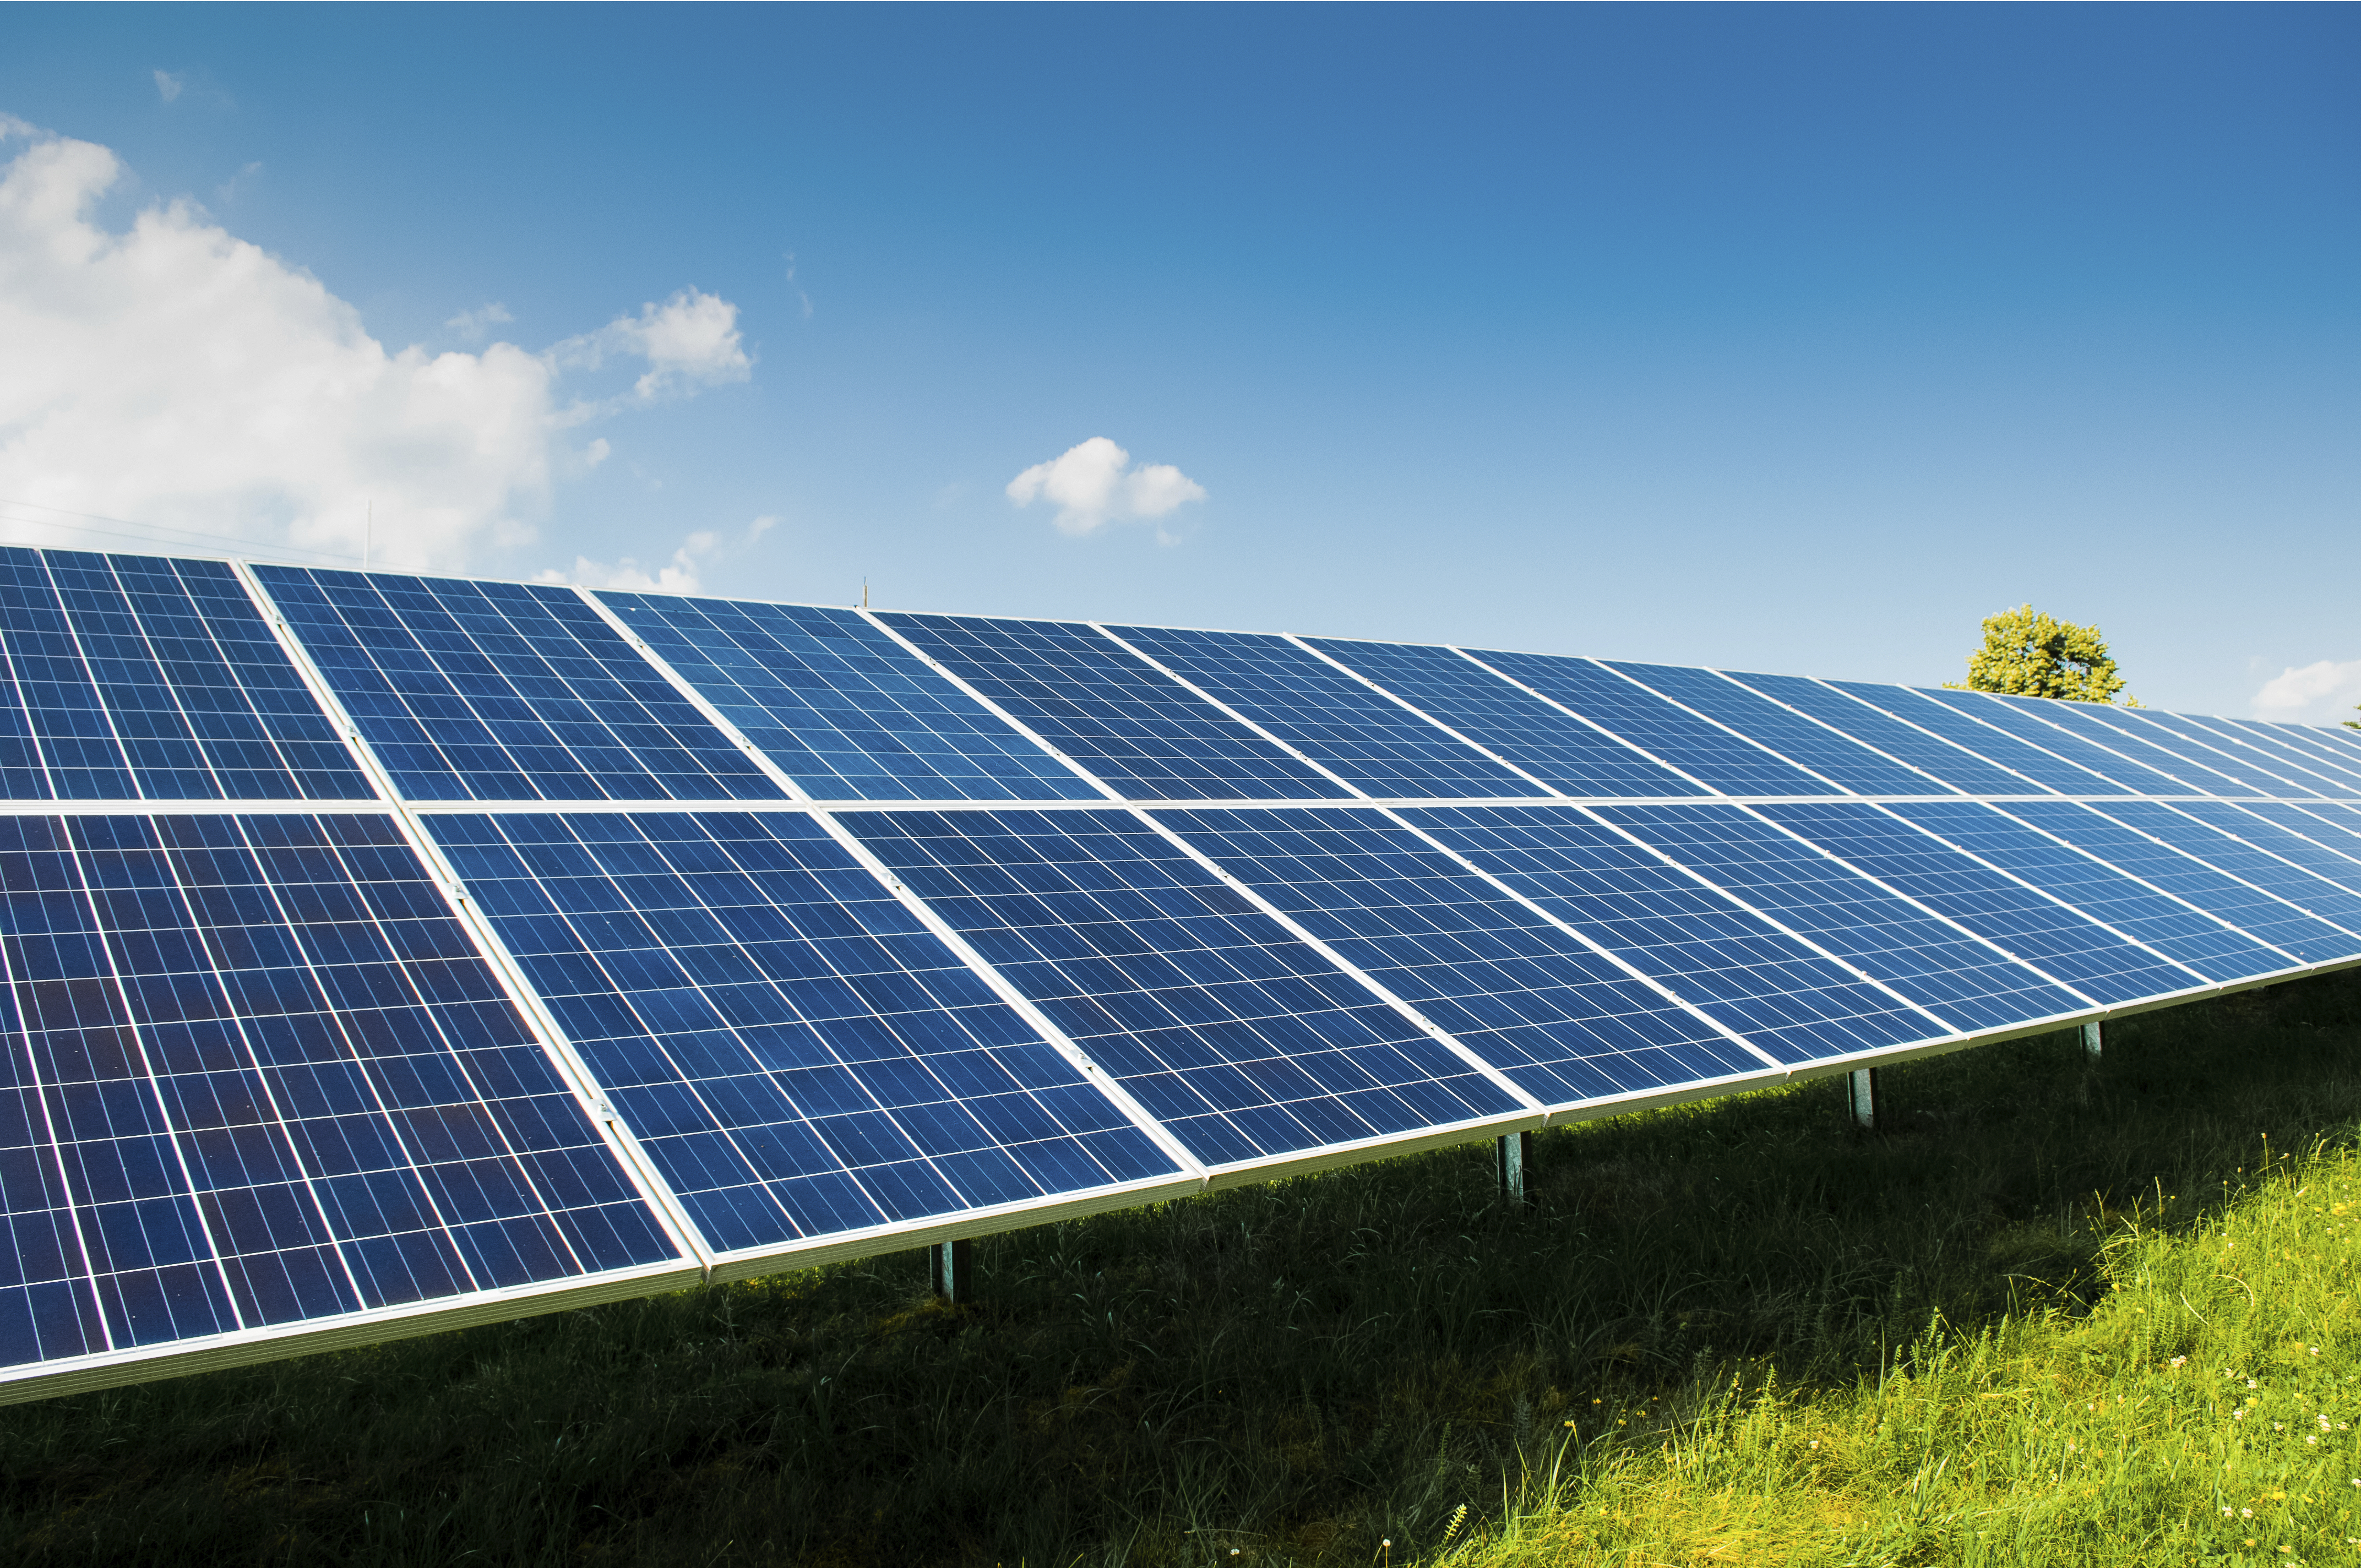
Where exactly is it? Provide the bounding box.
[0,496,367,567]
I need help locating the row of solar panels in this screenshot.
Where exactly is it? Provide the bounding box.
[2,544,2359,1402]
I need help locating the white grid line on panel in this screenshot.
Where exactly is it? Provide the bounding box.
[1581,659,1861,796]
[582,589,1214,1190]
[1971,801,2313,967]
[2177,714,2361,796]
[1561,804,1968,1038]
[1799,680,2059,796]
[1718,803,2109,1011]
[230,560,715,1272]
[1449,647,1726,796]
[1361,808,1793,1080]
[2106,711,2326,799]
[29,551,147,801]
[1087,624,1381,802]
[1122,807,1550,1123]
[1996,701,2250,798]
[1888,688,2131,794]
[1279,634,1569,798]
[1858,802,2220,995]
[853,608,1127,802]
[2224,803,2361,871]
[1701,670,1965,796]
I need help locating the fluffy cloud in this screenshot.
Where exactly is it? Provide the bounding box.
[0,117,752,571]
[1005,437,1206,537]
[2253,659,2361,726]
[538,515,776,596]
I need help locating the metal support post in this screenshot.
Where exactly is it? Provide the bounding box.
[929,1237,975,1303]
[2082,1020,2103,1060]
[1846,1068,1879,1131]
[1497,1131,1533,1205]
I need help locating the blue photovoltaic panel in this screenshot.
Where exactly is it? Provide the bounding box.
[877,614,1348,801]
[1995,801,2353,965]
[2016,701,2269,799]
[1752,801,2201,1005]
[1881,801,2295,982]
[1471,650,1840,797]
[428,812,1180,1257]
[2124,712,2350,799]
[1305,639,1705,798]
[1402,805,1939,1064]
[1606,664,1947,796]
[591,593,1095,802]
[1912,692,2191,795]
[1153,807,1771,1106]
[2169,802,2361,900]
[0,813,676,1370]
[257,568,782,803]
[1829,683,2131,796]
[2069,802,2361,948]
[0,551,369,802]
[1593,803,2087,1031]
[845,810,1523,1169]
[1716,673,2048,797]
[2211,720,2361,791]
[1107,625,1538,799]
[2235,802,2361,872]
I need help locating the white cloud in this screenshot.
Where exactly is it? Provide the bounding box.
[1004,436,1207,537]
[2254,659,2361,726]
[0,118,752,572]
[536,516,776,596]
[445,301,513,342]
[153,70,183,105]
[547,288,752,405]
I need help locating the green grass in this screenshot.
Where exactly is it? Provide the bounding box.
[4,968,2359,1566]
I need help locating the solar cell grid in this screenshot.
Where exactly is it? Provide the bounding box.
[1913,691,2190,795]
[1401,804,1941,1064]
[0,812,675,1371]
[2065,802,2361,954]
[2219,721,2361,790]
[1750,801,2202,1005]
[0,551,369,802]
[1303,639,1704,798]
[2172,803,2361,900]
[1593,803,2088,1032]
[2016,701,2270,798]
[1152,806,1773,1106]
[1605,663,1945,796]
[257,568,781,803]
[845,809,1525,1170]
[1831,683,2131,796]
[2128,712,2353,799]
[427,811,1184,1259]
[1105,625,1540,799]
[592,593,1096,802]
[1711,674,2049,797]
[877,614,1348,802]
[1471,650,1840,797]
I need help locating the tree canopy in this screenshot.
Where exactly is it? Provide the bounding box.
[1947,604,2134,705]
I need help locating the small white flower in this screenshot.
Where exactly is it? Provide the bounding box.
[2235,1411,2246,1420]
[2250,1379,2261,1389]
[2310,1436,2320,1445]
[2244,1508,2255,1518]
[2171,1355,2189,1368]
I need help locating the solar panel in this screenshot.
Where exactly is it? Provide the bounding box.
[10,548,2361,1404]
[843,809,1528,1171]
[0,551,371,802]
[1151,806,1776,1106]
[1103,625,1540,799]
[875,613,1348,801]
[253,568,783,803]
[589,593,1098,802]
[1303,638,1704,798]
[0,810,687,1379]
[1470,650,1841,797]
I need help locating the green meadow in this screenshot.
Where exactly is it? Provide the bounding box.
[4,968,2359,1567]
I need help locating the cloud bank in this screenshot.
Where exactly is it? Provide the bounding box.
[2253,658,2361,727]
[1005,437,1206,537]
[0,116,752,571]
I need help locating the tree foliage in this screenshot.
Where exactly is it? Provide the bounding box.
[1947,603,2134,705]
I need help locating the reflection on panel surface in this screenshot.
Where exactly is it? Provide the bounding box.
[595,594,1096,802]
[429,812,1180,1256]
[846,810,1523,1169]
[0,813,676,1370]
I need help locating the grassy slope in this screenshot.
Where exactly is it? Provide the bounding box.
[1,970,2356,1567]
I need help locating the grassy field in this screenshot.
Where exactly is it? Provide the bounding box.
[3,968,2359,1566]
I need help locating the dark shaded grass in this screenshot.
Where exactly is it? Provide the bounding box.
[4,970,2358,1566]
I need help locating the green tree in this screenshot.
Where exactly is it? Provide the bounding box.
[1945,603,2135,705]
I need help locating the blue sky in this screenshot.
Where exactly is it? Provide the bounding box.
[0,4,2353,719]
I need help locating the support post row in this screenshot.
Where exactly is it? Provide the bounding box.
[1846,1068,1879,1131]
[930,1238,976,1303]
[1497,1131,1533,1206]
[2082,1021,2104,1060]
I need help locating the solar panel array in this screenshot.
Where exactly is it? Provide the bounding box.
[4,546,2359,1401]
